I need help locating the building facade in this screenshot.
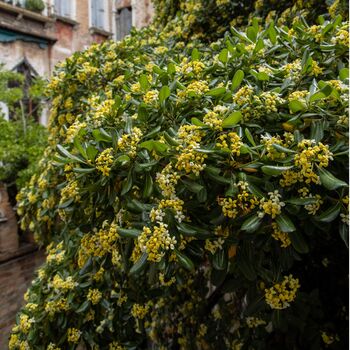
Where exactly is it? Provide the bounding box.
[0,0,154,122]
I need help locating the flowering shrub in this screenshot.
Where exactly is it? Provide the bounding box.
[10,0,349,349]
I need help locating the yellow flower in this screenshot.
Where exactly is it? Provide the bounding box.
[96,148,114,176]
[87,288,102,305]
[67,328,81,343]
[265,275,300,309]
[143,90,159,104]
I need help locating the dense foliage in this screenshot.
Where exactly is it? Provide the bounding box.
[0,66,47,202]
[0,117,48,190]
[10,1,348,349]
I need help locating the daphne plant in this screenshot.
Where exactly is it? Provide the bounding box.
[10,0,349,349]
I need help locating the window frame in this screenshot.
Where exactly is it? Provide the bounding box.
[53,0,76,20]
[90,0,109,31]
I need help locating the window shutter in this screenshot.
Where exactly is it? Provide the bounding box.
[54,0,61,15]
[116,7,132,41]
[62,0,71,17]
[97,0,105,29]
[91,0,98,27]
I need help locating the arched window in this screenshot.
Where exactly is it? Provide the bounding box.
[9,58,41,122]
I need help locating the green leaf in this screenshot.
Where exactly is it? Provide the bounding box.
[205,87,226,97]
[246,26,257,42]
[309,84,333,102]
[86,145,98,161]
[140,140,169,153]
[339,67,349,81]
[116,155,130,166]
[76,300,90,313]
[276,213,296,232]
[257,72,269,81]
[191,117,206,127]
[175,249,195,271]
[159,86,170,103]
[74,138,87,159]
[241,215,262,233]
[289,231,309,254]
[118,227,142,239]
[177,222,197,236]
[254,38,264,53]
[222,111,242,128]
[268,22,277,44]
[139,74,150,91]
[130,253,148,275]
[286,197,318,205]
[219,48,229,63]
[73,167,95,174]
[191,48,200,60]
[57,144,85,164]
[289,100,306,113]
[318,167,348,190]
[167,63,176,75]
[339,223,349,247]
[143,173,153,199]
[92,129,112,142]
[212,249,227,270]
[121,170,133,195]
[244,128,256,146]
[261,165,293,176]
[316,202,341,223]
[272,144,296,154]
[231,69,244,91]
[181,179,204,193]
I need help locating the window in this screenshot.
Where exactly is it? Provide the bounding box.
[91,0,107,30]
[116,7,132,41]
[54,0,72,18]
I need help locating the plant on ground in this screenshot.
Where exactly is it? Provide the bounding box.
[10,0,349,349]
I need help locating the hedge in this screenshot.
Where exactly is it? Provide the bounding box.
[10,1,349,349]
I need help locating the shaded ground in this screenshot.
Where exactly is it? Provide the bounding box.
[0,246,45,349]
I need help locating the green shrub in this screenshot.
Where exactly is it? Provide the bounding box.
[25,0,45,13]
[10,1,349,349]
[0,117,48,190]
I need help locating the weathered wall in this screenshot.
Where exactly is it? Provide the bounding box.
[0,250,45,349]
[0,40,50,76]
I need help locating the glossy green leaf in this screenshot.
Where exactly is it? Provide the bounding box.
[241,215,262,233]
[276,213,296,232]
[316,202,341,222]
[222,111,242,128]
[175,249,195,271]
[261,165,293,176]
[159,85,170,103]
[231,69,244,91]
[318,167,348,190]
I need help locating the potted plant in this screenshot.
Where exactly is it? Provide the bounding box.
[24,0,45,13]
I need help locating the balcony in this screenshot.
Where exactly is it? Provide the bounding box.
[0,0,56,43]
[0,0,45,14]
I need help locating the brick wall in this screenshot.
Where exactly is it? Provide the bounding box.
[0,250,45,349]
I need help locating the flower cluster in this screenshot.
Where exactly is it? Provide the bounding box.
[177,80,209,98]
[87,289,102,305]
[265,275,300,309]
[96,148,114,176]
[218,181,259,218]
[271,222,291,248]
[216,131,242,155]
[259,190,285,218]
[117,127,143,158]
[138,223,177,262]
